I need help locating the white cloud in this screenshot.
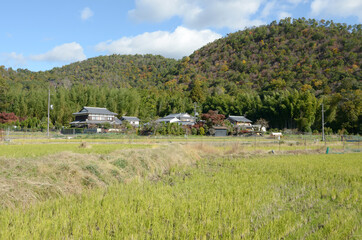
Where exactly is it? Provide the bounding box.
[278,11,292,20]
[132,0,362,30]
[311,0,362,21]
[81,7,94,21]
[261,1,276,18]
[129,0,362,30]
[95,26,221,59]
[129,0,197,22]
[186,0,265,29]
[3,52,26,66]
[129,0,266,30]
[286,0,306,4]
[30,42,86,62]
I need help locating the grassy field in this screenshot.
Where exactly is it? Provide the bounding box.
[0,152,361,239]
[4,133,360,157]
[0,142,153,158]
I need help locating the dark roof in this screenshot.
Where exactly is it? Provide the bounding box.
[70,120,121,125]
[227,115,252,123]
[73,107,117,116]
[114,117,122,124]
[213,126,228,130]
[121,116,140,121]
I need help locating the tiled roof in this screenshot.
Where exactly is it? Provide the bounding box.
[227,115,252,123]
[156,117,180,123]
[164,113,193,119]
[213,126,228,129]
[121,116,140,121]
[70,120,121,125]
[114,117,122,124]
[73,107,117,116]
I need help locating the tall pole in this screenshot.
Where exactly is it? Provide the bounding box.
[47,87,50,138]
[322,102,325,142]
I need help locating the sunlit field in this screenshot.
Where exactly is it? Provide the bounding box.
[0,133,360,239]
[0,143,153,158]
[2,132,360,157]
[0,153,360,239]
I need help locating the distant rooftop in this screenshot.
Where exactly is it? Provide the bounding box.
[162,113,194,119]
[156,117,180,123]
[73,106,118,116]
[227,115,252,123]
[121,116,140,121]
[70,120,121,125]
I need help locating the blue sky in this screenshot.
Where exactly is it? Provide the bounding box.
[1,0,361,72]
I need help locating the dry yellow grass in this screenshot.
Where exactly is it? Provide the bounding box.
[1,153,360,239]
[0,140,357,209]
[0,144,200,209]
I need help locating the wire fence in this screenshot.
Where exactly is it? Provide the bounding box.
[1,128,360,155]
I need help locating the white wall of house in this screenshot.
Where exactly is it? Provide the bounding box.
[236,122,252,126]
[129,121,139,125]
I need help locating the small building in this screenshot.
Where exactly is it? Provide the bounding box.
[70,106,121,128]
[156,113,196,126]
[227,115,252,126]
[271,132,283,139]
[251,124,266,132]
[120,116,140,127]
[156,117,180,124]
[212,126,228,137]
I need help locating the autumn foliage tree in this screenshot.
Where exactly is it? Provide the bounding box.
[0,112,18,124]
[201,110,225,128]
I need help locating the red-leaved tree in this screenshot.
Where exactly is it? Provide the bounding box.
[0,112,19,124]
[201,110,225,128]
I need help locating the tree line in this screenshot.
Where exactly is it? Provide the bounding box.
[0,83,360,134]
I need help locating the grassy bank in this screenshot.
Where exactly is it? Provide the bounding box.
[0,153,361,239]
[0,144,198,208]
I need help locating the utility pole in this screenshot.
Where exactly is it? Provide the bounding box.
[193,102,199,118]
[322,102,325,142]
[47,87,50,138]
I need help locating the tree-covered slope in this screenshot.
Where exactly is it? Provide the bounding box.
[3,54,178,89]
[181,18,361,95]
[2,18,361,94]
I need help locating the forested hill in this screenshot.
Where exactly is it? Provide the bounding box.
[0,18,361,133]
[4,18,361,94]
[5,54,178,89]
[180,18,361,95]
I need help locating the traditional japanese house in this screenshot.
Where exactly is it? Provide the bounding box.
[227,116,252,126]
[120,116,140,127]
[156,113,196,126]
[70,106,121,128]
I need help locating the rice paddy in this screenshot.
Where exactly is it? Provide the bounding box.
[0,151,361,239]
[0,143,153,158]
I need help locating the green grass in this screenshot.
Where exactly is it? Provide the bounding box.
[0,153,360,239]
[0,143,153,157]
